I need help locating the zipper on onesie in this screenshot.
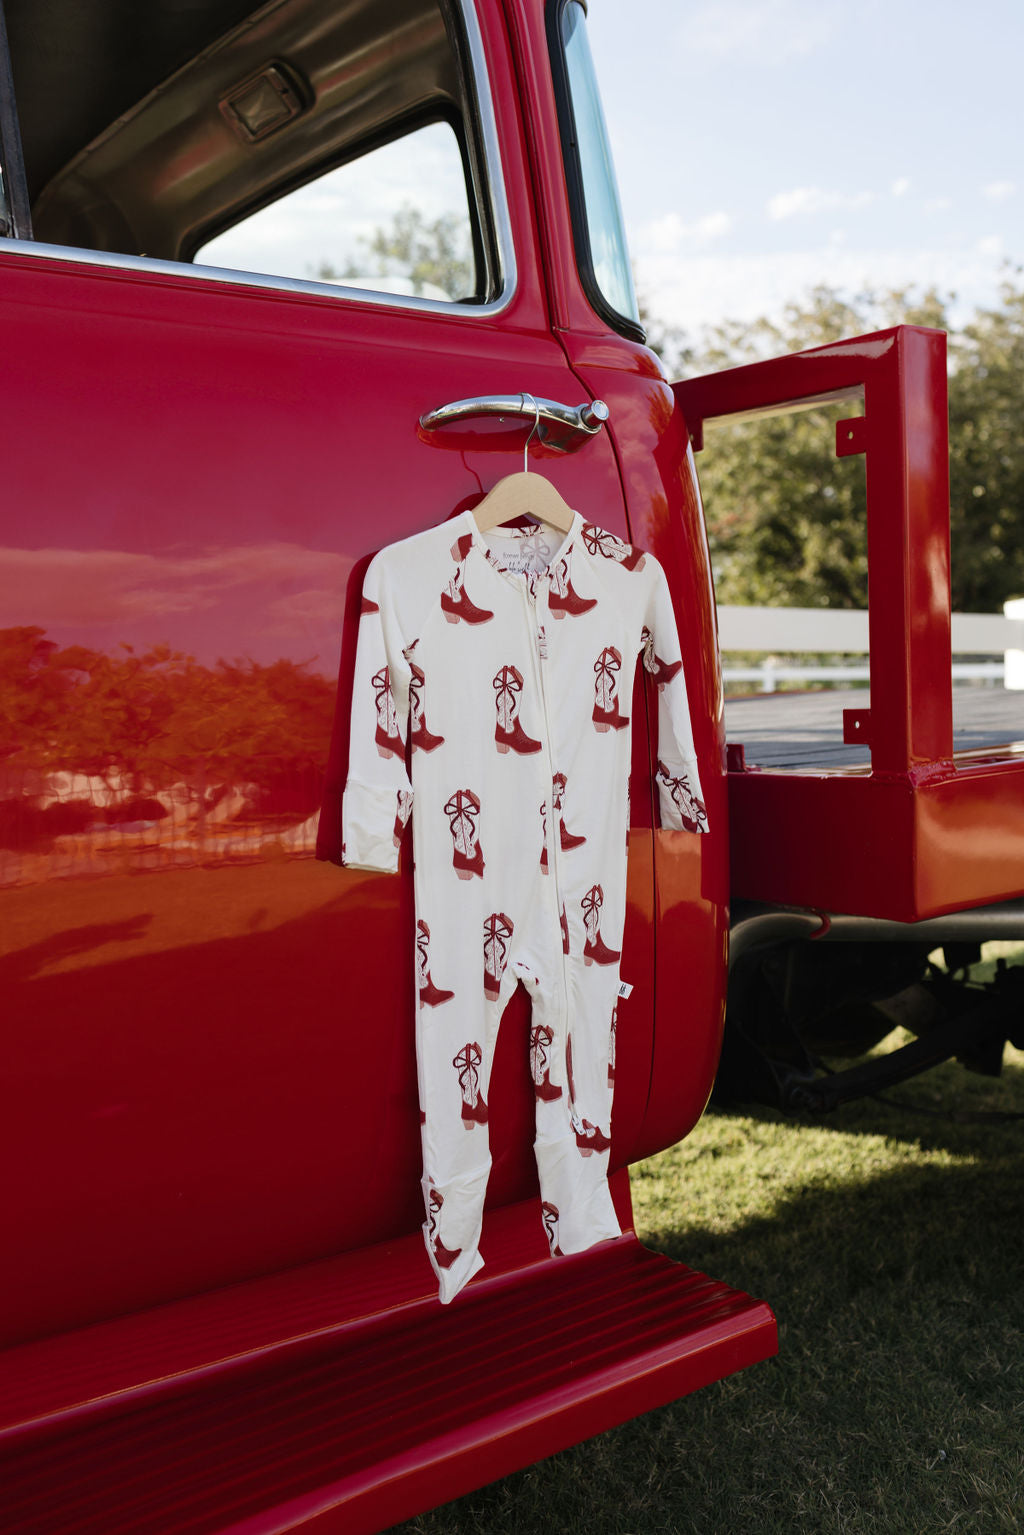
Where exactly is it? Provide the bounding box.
[525,576,566,936]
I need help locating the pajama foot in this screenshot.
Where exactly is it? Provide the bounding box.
[574,1118,612,1155]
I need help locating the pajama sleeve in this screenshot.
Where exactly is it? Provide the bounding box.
[642,560,710,834]
[342,551,414,872]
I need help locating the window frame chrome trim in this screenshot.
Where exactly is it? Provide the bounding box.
[545,0,645,343]
[0,0,517,320]
[0,0,32,238]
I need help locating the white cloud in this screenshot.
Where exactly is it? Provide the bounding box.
[924,197,953,213]
[696,211,733,240]
[977,235,1004,257]
[891,178,911,197]
[196,123,468,273]
[641,210,733,253]
[632,244,1009,341]
[768,186,873,220]
[982,181,1015,202]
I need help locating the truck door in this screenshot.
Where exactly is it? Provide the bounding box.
[0,0,643,1342]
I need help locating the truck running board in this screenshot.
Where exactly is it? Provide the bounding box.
[1,1178,776,1534]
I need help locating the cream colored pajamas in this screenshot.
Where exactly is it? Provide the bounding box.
[342,510,707,1302]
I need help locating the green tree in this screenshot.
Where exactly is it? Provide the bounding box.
[317,204,473,300]
[665,281,1024,613]
[947,280,1024,608]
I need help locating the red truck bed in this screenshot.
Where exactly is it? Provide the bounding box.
[676,325,1024,924]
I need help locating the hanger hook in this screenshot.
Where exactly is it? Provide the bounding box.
[522,393,540,473]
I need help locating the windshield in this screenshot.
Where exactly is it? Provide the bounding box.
[559,0,640,329]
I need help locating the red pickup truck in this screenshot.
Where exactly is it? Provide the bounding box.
[2,2,1021,1531]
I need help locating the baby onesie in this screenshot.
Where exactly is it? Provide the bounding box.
[342,509,708,1303]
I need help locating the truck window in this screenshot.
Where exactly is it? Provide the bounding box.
[550,0,641,336]
[4,0,506,311]
[195,119,477,302]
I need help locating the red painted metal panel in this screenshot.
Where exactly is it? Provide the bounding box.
[0,243,641,1348]
[729,753,1024,923]
[728,770,918,921]
[914,759,1024,916]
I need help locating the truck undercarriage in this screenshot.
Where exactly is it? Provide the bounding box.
[723,901,1024,1113]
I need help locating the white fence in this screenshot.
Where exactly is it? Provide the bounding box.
[718,601,1024,692]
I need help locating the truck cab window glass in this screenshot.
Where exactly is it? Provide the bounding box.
[195,120,477,302]
[557,0,640,330]
[5,0,503,308]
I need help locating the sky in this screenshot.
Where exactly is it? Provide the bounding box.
[586,0,1024,339]
[201,0,1024,340]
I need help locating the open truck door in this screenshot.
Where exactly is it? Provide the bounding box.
[0,2,774,1529]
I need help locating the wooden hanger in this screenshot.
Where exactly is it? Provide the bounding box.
[472,395,576,535]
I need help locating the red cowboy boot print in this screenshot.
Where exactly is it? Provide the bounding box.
[541,1201,564,1256]
[561,901,570,954]
[548,547,596,618]
[373,666,404,758]
[552,772,586,851]
[656,760,709,833]
[581,522,646,571]
[454,1041,488,1127]
[483,911,514,1000]
[582,884,620,967]
[530,1023,563,1102]
[573,1113,612,1156]
[441,562,494,625]
[445,788,485,879]
[409,662,445,753]
[608,1004,618,1085]
[592,647,630,732]
[449,532,474,564]
[641,625,683,688]
[360,595,380,615]
[493,664,542,754]
[417,919,453,1008]
[540,799,549,873]
[393,788,413,847]
[427,1186,462,1270]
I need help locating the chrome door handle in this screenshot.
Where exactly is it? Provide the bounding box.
[419,393,609,452]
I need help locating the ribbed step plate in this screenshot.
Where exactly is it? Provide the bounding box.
[2,1239,775,1535]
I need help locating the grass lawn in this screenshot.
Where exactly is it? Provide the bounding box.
[399,954,1024,1533]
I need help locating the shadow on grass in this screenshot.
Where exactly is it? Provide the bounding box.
[397,1150,1024,1535]
[646,1149,1024,1311]
[713,1050,1024,1161]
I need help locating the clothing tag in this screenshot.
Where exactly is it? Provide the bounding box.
[617,980,633,1000]
[500,552,535,575]
[537,625,548,660]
